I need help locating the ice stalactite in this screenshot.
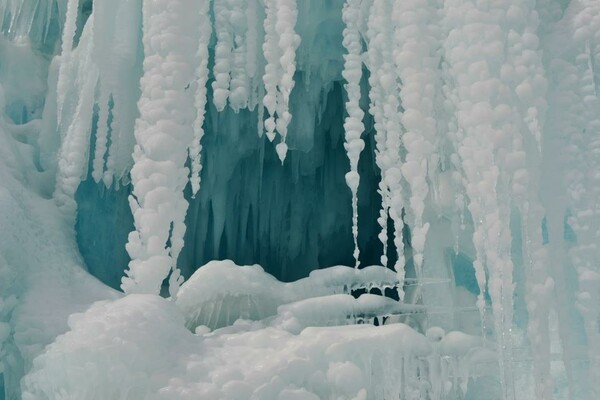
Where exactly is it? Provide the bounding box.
[212,0,233,112]
[122,0,200,298]
[0,0,68,49]
[262,0,300,162]
[261,0,280,142]
[341,0,365,268]
[91,84,109,183]
[189,0,212,197]
[568,8,600,393]
[53,18,98,218]
[544,55,586,398]
[392,0,441,285]
[55,0,78,127]
[211,0,259,114]
[365,0,390,270]
[440,1,551,397]
[228,1,250,112]
[365,0,407,298]
[245,0,263,112]
[500,4,551,399]
[102,0,144,187]
[273,0,300,163]
[51,0,142,217]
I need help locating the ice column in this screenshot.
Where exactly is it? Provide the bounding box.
[341,0,365,268]
[122,0,200,298]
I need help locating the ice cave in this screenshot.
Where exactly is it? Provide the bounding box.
[0,0,598,398]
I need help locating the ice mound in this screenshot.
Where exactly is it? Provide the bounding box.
[176,260,400,330]
[21,289,494,400]
[21,294,196,400]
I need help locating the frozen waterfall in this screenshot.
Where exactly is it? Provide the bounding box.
[0,0,599,399]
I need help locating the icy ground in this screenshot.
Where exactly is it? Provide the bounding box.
[1,0,599,399]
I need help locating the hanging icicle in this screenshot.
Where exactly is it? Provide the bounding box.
[53,17,98,219]
[261,0,300,162]
[366,0,391,269]
[189,0,212,197]
[262,0,280,142]
[392,0,441,283]
[212,0,234,112]
[228,0,250,112]
[341,0,365,269]
[273,0,300,163]
[366,0,407,300]
[55,0,79,126]
[122,0,200,298]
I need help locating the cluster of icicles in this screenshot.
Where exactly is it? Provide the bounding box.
[40,0,600,398]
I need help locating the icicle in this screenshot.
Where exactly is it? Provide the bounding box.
[366,0,390,269]
[228,0,250,112]
[261,0,280,142]
[366,0,406,298]
[440,1,549,397]
[55,0,79,126]
[567,32,600,396]
[273,0,300,163]
[122,0,200,298]
[54,18,99,219]
[341,0,365,269]
[261,0,300,161]
[246,0,259,81]
[91,83,109,183]
[212,0,234,112]
[392,0,441,282]
[189,0,212,197]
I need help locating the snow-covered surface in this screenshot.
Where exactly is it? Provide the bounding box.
[0,0,598,399]
[21,272,498,400]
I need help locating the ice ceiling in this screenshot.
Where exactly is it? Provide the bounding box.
[0,0,599,399]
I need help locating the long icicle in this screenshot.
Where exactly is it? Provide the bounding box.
[55,0,79,127]
[189,0,212,197]
[341,0,365,269]
[273,0,300,163]
[122,0,200,298]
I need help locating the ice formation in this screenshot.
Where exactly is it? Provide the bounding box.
[0,0,599,399]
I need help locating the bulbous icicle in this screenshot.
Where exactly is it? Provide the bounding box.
[122,0,200,299]
[228,0,250,112]
[189,0,212,197]
[392,0,441,282]
[262,0,300,163]
[55,0,79,126]
[261,0,280,142]
[366,0,406,299]
[274,0,300,163]
[341,0,365,268]
[212,0,234,112]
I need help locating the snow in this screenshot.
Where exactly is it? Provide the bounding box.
[19,277,495,400]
